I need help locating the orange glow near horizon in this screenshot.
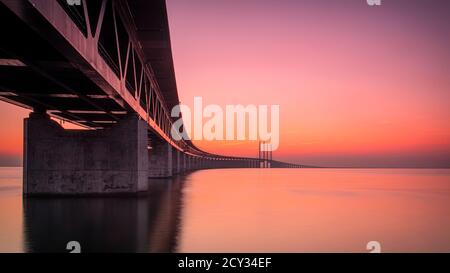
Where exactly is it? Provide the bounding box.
[166,0,450,167]
[0,0,449,167]
[0,102,28,157]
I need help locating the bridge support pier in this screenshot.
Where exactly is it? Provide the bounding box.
[175,150,182,174]
[171,149,178,175]
[23,112,149,195]
[193,157,198,170]
[182,153,187,173]
[187,155,192,171]
[148,139,173,178]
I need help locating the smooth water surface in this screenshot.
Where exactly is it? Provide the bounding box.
[0,167,449,252]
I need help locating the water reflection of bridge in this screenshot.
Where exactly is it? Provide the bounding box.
[24,176,184,252]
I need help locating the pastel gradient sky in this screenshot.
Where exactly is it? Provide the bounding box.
[0,0,449,167]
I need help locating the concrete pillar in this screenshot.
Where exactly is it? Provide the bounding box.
[23,113,148,195]
[194,157,198,170]
[148,138,172,178]
[176,150,182,174]
[171,149,178,175]
[191,157,196,170]
[182,153,187,172]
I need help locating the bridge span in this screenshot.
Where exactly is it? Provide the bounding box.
[0,0,302,195]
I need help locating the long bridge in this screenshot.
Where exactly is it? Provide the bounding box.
[0,0,301,195]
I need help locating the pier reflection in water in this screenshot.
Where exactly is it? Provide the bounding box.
[23,177,184,253]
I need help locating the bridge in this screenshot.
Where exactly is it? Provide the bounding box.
[0,0,302,195]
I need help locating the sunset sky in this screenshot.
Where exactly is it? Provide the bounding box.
[0,0,449,167]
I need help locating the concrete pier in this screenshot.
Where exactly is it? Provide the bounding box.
[148,138,173,178]
[184,156,188,171]
[175,150,181,174]
[23,113,148,195]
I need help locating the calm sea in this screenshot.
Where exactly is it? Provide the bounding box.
[0,167,449,252]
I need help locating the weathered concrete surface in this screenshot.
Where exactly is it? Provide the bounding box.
[148,138,173,178]
[23,113,148,195]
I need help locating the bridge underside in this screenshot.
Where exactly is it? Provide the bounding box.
[0,0,126,128]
